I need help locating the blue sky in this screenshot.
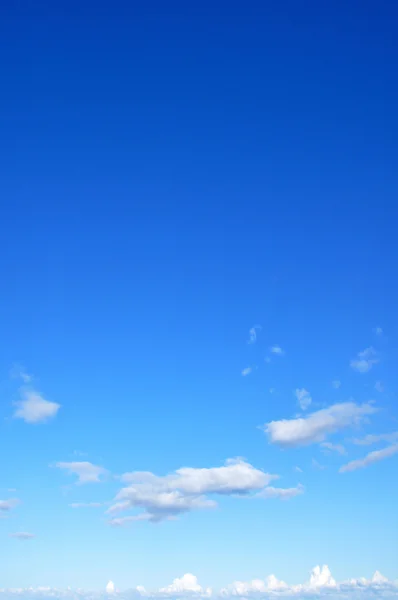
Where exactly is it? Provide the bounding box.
[1,1,398,598]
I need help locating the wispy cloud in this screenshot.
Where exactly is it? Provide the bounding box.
[256,484,304,500]
[312,459,326,470]
[374,381,384,393]
[55,461,108,484]
[263,402,376,447]
[320,442,347,455]
[294,466,303,473]
[14,389,60,424]
[107,459,280,524]
[10,364,32,383]
[332,380,341,389]
[374,327,383,336]
[350,347,379,373]
[352,431,398,446]
[247,325,261,344]
[9,532,35,540]
[340,444,398,473]
[295,388,312,411]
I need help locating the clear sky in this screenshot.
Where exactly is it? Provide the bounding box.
[1,1,398,598]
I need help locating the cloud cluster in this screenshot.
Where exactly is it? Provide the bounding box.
[350,347,379,373]
[264,402,376,447]
[107,459,301,524]
[1,566,395,600]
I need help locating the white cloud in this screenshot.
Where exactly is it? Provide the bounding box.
[55,461,108,484]
[108,459,279,523]
[339,444,398,473]
[295,388,312,411]
[374,327,383,335]
[256,484,304,500]
[374,381,384,393]
[247,325,261,344]
[320,442,347,455]
[264,402,376,447]
[332,380,341,389]
[159,574,211,596]
[350,347,379,373]
[352,431,398,446]
[241,367,253,377]
[106,582,115,595]
[9,532,35,540]
[270,346,284,355]
[294,466,303,473]
[0,498,20,512]
[14,390,60,424]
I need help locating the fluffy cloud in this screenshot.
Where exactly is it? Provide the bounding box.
[0,498,20,512]
[352,431,398,446]
[264,402,376,447]
[295,389,312,411]
[159,574,211,596]
[350,347,379,373]
[14,390,60,424]
[247,325,261,344]
[320,442,346,455]
[339,444,398,473]
[108,459,280,523]
[9,532,35,540]
[220,566,397,598]
[55,461,108,484]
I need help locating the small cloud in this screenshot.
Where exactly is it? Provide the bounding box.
[340,444,398,473]
[264,357,271,364]
[350,347,379,373]
[269,388,276,394]
[241,367,254,376]
[14,389,60,424]
[295,388,312,411]
[320,442,347,455]
[332,380,341,389]
[374,327,383,336]
[55,461,108,484]
[247,325,261,344]
[294,466,303,473]
[374,381,384,393]
[270,346,284,355]
[9,532,35,540]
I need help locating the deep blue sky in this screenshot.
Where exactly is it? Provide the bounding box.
[0,1,397,595]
